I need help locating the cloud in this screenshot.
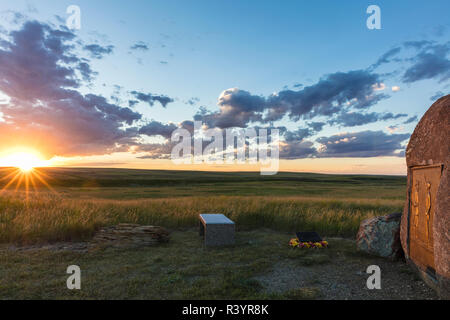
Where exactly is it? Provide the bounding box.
[196,70,388,128]
[402,41,450,83]
[402,115,418,124]
[3,18,435,163]
[284,128,314,142]
[307,121,326,132]
[185,97,200,106]
[268,70,388,119]
[316,131,409,158]
[386,125,404,133]
[283,121,326,142]
[328,111,407,127]
[391,86,400,92]
[371,47,402,69]
[430,91,445,101]
[138,121,178,139]
[134,142,175,159]
[83,43,114,59]
[0,20,142,158]
[195,88,265,128]
[329,112,379,127]
[130,41,149,51]
[279,140,317,159]
[372,83,386,91]
[370,40,450,84]
[403,40,433,50]
[130,91,174,108]
[432,25,447,37]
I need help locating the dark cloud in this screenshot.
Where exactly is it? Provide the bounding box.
[402,41,450,83]
[279,140,317,159]
[378,112,408,121]
[316,131,409,157]
[387,125,401,133]
[0,20,142,158]
[430,91,445,101]
[328,111,408,127]
[196,88,265,128]
[307,122,326,132]
[130,91,174,108]
[185,97,200,106]
[283,121,326,142]
[196,70,387,128]
[77,61,97,82]
[371,47,402,69]
[134,142,175,159]
[284,128,314,142]
[130,41,149,51]
[139,121,178,139]
[403,40,433,50]
[269,70,388,120]
[180,120,195,133]
[128,100,139,107]
[83,43,114,59]
[329,112,376,127]
[403,115,418,124]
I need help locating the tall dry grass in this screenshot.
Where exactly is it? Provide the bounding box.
[0,191,403,244]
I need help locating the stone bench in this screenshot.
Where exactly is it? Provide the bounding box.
[199,214,235,246]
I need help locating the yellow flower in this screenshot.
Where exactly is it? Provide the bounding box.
[289,238,299,247]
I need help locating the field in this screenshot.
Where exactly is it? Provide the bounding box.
[0,168,406,244]
[1,168,437,300]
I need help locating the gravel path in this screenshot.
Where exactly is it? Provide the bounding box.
[256,252,439,300]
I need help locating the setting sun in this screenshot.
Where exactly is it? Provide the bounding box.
[0,151,48,172]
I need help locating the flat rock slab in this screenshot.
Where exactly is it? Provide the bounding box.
[91,223,170,248]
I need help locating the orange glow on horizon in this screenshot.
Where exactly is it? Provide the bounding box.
[0,150,50,171]
[0,149,55,199]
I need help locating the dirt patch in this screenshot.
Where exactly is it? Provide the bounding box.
[256,250,438,299]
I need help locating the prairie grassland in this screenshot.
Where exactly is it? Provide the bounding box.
[1,230,436,300]
[0,168,405,244]
[2,168,434,300]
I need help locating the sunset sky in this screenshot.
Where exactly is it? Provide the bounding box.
[0,0,449,175]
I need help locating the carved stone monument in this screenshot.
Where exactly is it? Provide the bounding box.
[400,94,449,298]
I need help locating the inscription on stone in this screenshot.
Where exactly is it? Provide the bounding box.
[409,165,442,270]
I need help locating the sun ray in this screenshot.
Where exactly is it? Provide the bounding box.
[0,170,22,193]
[30,170,57,194]
[15,172,25,192]
[0,168,21,181]
[29,172,38,193]
[0,150,55,196]
[25,173,30,202]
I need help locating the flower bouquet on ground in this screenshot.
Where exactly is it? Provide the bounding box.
[289,231,328,248]
[289,238,328,248]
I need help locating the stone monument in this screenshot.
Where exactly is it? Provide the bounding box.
[400,94,449,298]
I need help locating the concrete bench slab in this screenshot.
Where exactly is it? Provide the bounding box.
[199,214,235,246]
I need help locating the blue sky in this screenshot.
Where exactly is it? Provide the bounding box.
[0,1,448,174]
